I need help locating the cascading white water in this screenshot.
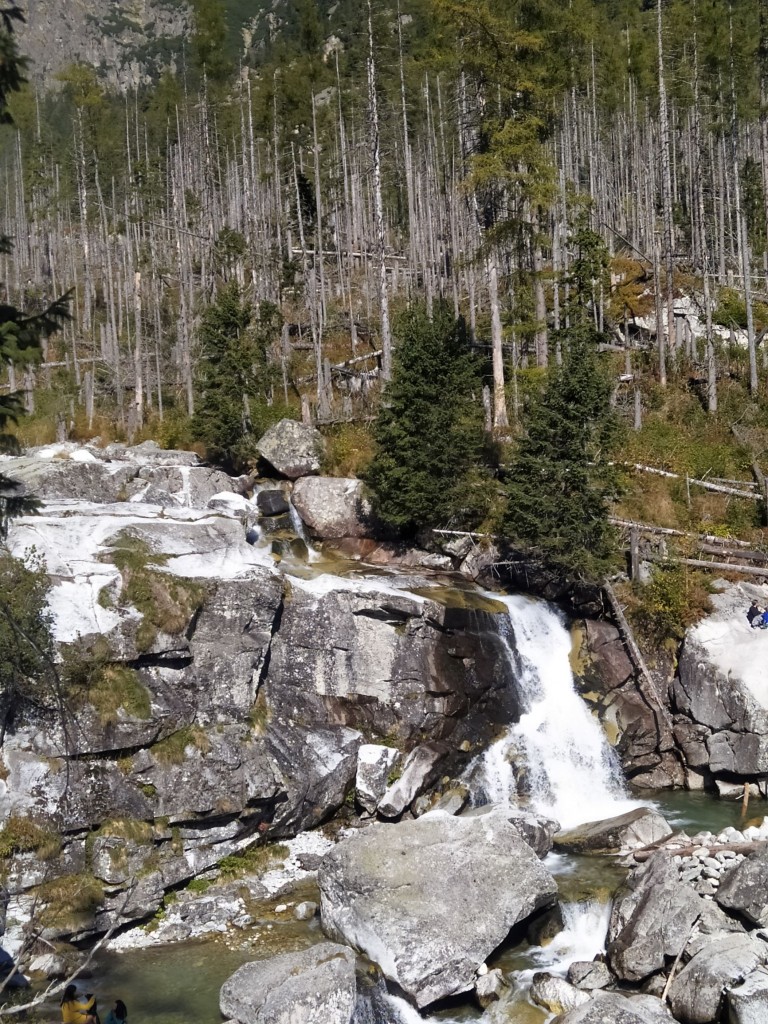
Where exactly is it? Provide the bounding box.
[287,499,322,562]
[471,594,642,829]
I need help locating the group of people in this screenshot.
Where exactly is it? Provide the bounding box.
[61,987,127,1024]
[747,600,768,629]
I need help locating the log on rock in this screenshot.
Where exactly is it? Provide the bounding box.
[634,841,764,863]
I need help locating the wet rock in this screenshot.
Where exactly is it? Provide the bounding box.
[219,942,357,1024]
[582,619,634,691]
[567,960,613,990]
[355,745,401,815]
[294,901,317,921]
[553,991,676,1023]
[256,489,289,517]
[527,903,565,945]
[264,581,517,750]
[429,785,469,816]
[475,967,507,1007]
[318,807,557,1008]
[668,933,768,1024]
[716,843,768,926]
[377,742,451,818]
[530,972,590,1014]
[124,465,236,508]
[256,419,324,480]
[503,809,559,858]
[292,477,375,539]
[727,967,768,1024]
[554,808,672,855]
[608,852,704,982]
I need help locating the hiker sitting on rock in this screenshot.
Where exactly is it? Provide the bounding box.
[747,601,768,628]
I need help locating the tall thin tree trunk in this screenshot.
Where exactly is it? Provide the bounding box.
[367,0,392,382]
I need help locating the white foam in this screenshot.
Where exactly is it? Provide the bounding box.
[469,594,642,829]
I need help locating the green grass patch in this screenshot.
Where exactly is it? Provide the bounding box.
[104,533,205,651]
[152,726,211,765]
[248,691,270,735]
[0,816,60,860]
[320,422,376,477]
[35,873,104,929]
[218,842,289,880]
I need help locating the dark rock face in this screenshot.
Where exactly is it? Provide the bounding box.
[266,585,517,749]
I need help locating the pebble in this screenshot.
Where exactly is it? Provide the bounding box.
[274,904,288,914]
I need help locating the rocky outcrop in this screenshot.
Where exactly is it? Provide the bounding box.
[672,582,768,786]
[292,477,374,539]
[256,420,324,479]
[220,943,358,1024]
[17,1,192,91]
[318,807,557,1008]
[354,744,400,814]
[668,933,768,1024]
[1,444,528,945]
[715,843,768,926]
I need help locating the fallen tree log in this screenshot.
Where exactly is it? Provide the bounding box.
[634,841,764,863]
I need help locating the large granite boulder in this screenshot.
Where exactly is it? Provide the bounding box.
[716,843,768,926]
[292,477,375,539]
[256,419,324,479]
[355,744,401,814]
[220,943,357,1024]
[668,933,768,1024]
[727,969,768,1024]
[674,583,768,776]
[554,808,672,855]
[318,807,557,1008]
[553,991,676,1023]
[608,852,704,982]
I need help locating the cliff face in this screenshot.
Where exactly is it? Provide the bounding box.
[17,0,192,90]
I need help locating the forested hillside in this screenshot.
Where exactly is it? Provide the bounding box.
[4,0,768,593]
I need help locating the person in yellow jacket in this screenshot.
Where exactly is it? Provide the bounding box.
[60,984,97,1024]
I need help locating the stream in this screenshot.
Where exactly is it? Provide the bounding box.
[8,480,757,1024]
[87,556,753,1024]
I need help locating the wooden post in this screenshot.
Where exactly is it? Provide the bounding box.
[742,782,751,818]
[630,527,641,582]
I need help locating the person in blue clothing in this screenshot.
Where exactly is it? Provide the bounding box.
[104,999,127,1024]
[747,601,768,628]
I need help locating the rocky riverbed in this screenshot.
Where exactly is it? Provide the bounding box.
[3,427,768,1024]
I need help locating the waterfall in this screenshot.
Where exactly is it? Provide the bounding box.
[287,499,321,562]
[470,594,641,830]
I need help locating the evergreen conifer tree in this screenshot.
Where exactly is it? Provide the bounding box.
[0,6,69,535]
[364,303,486,535]
[191,284,283,471]
[502,229,619,579]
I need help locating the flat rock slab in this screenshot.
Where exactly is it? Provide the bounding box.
[318,807,557,1008]
[727,967,768,1024]
[219,942,357,1024]
[554,808,672,854]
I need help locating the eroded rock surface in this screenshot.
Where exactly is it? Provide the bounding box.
[554,808,672,855]
[318,808,557,1007]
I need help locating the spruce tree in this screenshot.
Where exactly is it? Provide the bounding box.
[191,284,283,472]
[364,304,486,535]
[502,229,619,579]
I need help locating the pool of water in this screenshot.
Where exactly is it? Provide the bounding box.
[63,793,764,1024]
